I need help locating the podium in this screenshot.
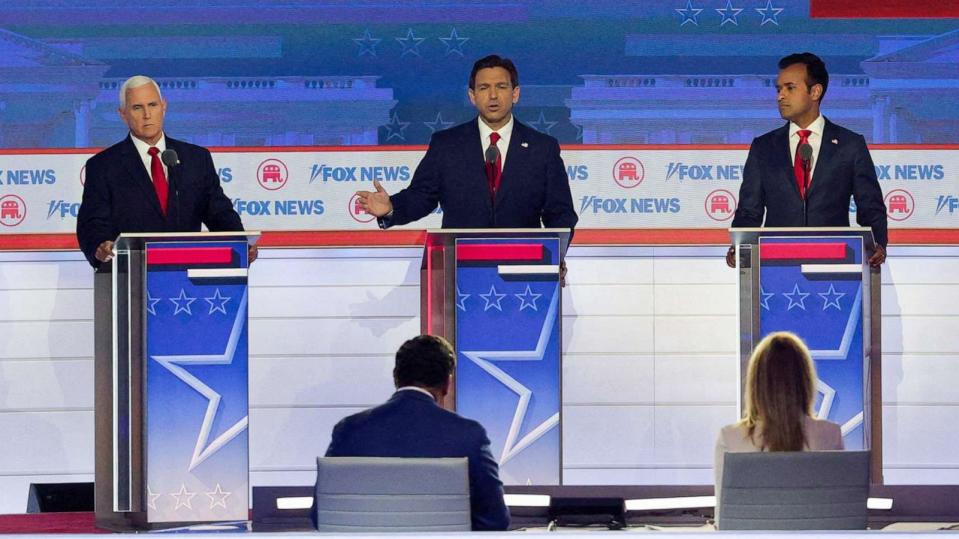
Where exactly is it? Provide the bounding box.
[421,228,570,485]
[94,231,258,530]
[730,227,882,481]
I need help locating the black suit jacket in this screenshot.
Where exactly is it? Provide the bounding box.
[731,118,888,247]
[325,390,510,531]
[76,135,244,267]
[384,119,578,234]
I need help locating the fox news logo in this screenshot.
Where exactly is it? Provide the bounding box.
[580,195,680,214]
[0,168,56,185]
[666,163,742,181]
[875,164,944,181]
[309,164,411,183]
[233,198,324,216]
[936,195,959,215]
[47,200,80,219]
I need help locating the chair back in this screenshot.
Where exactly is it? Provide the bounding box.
[719,450,869,530]
[314,456,471,532]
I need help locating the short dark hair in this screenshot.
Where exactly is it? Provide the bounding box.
[469,54,519,89]
[393,335,455,389]
[778,52,829,102]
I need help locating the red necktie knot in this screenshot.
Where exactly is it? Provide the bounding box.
[490,132,501,145]
[797,129,812,144]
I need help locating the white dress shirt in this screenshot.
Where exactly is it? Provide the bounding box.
[129,132,169,180]
[477,115,513,169]
[788,114,825,185]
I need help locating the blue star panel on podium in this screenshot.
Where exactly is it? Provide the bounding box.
[758,236,867,449]
[144,241,250,522]
[455,237,562,485]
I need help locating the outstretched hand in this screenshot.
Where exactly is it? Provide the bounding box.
[354,180,393,218]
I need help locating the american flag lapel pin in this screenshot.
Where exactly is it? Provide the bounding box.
[521,142,529,148]
[831,139,839,144]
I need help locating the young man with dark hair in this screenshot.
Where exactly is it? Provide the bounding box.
[728,52,887,267]
[325,335,510,531]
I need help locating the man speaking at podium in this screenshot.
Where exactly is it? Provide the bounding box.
[727,53,887,268]
[354,55,578,279]
[77,75,250,268]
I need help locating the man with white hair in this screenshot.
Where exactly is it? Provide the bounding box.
[77,76,251,268]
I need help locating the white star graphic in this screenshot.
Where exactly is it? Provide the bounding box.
[716,0,743,26]
[169,289,197,316]
[782,283,810,311]
[170,484,196,510]
[515,285,542,311]
[147,291,161,316]
[352,28,381,57]
[755,0,784,26]
[818,284,846,311]
[439,27,469,56]
[676,0,704,26]
[527,111,557,134]
[152,291,250,471]
[479,285,506,311]
[461,288,561,466]
[383,112,410,142]
[396,28,425,57]
[204,288,232,315]
[147,485,161,510]
[456,286,470,311]
[759,286,775,310]
[424,112,455,134]
[206,483,232,509]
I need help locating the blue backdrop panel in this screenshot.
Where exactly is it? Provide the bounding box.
[758,235,866,449]
[144,240,249,523]
[455,236,562,485]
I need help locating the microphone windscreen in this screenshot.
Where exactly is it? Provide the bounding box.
[161,149,180,168]
[799,143,813,161]
[485,143,499,165]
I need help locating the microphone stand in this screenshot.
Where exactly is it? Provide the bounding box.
[802,157,810,226]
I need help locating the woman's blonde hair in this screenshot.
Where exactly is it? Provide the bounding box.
[741,331,817,451]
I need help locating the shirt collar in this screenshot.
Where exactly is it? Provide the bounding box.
[129,132,167,155]
[396,386,436,400]
[478,115,514,143]
[789,114,824,139]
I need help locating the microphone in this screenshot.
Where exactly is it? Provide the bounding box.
[799,143,813,226]
[161,149,180,168]
[484,142,499,166]
[160,149,180,229]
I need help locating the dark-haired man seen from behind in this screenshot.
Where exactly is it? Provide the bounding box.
[77,75,253,268]
[355,54,578,282]
[727,52,887,268]
[325,335,510,531]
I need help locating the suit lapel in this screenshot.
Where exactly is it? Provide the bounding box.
[463,120,493,212]
[807,119,839,199]
[774,123,802,199]
[120,135,166,219]
[495,120,528,206]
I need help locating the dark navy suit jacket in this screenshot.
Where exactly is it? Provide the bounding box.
[731,119,888,247]
[384,119,578,233]
[325,390,510,531]
[76,135,243,268]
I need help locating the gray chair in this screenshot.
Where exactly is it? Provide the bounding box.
[718,450,870,530]
[313,456,471,532]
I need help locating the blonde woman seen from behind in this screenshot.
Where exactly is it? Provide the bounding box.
[713,332,843,527]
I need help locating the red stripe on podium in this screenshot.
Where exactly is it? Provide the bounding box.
[810,0,959,18]
[760,243,847,260]
[147,247,234,265]
[456,243,544,262]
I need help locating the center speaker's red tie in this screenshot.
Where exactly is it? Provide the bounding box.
[485,132,502,197]
[793,129,812,199]
[147,147,169,215]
